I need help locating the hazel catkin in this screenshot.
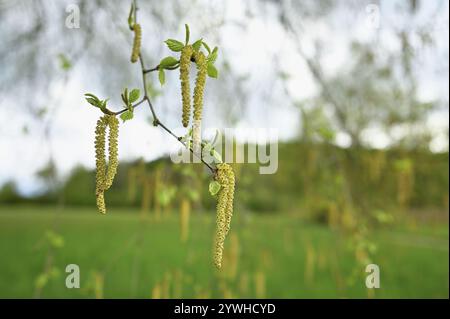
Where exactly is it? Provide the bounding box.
[180,45,193,127]
[131,24,141,63]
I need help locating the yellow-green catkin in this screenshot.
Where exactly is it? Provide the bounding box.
[180,45,193,127]
[104,115,119,190]
[214,163,236,269]
[94,115,119,214]
[95,116,107,213]
[131,24,141,63]
[223,164,235,235]
[192,50,207,122]
[96,192,106,215]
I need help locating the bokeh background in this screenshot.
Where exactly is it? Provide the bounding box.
[0,0,448,298]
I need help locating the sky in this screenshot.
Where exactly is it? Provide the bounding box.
[0,0,448,195]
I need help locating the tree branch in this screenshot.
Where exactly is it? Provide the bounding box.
[130,0,216,173]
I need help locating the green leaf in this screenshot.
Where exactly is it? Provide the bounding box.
[85,93,99,101]
[158,68,166,86]
[100,99,108,111]
[211,129,221,146]
[207,63,218,78]
[128,89,140,103]
[85,94,101,107]
[184,24,190,45]
[85,97,99,107]
[121,93,127,105]
[209,180,221,196]
[202,41,211,54]
[164,39,184,52]
[202,142,213,157]
[159,56,179,69]
[192,38,203,51]
[120,110,134,122]
[128,3,134,29]
[211,150,223,163]
[208,46,218,64]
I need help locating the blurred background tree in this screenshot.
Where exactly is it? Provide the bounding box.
[0,0,448,299]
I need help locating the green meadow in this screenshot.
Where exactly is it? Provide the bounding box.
[0,206,447,299]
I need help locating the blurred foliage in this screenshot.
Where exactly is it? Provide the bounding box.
[3,142,447,226]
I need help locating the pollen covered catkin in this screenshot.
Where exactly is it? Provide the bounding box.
[131,24,141,63]
[214,163,236,269]
[223,164,235,235]
[180,45,193,127]
[95,114,120,214]
[96,192,106,215]
[193,50,207,122]
[104,115,119,190]
[95,116,107,192]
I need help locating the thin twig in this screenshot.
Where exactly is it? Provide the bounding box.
[143,64,179,73]
[131,0,216,173]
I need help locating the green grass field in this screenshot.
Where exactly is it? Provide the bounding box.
[0,206,448,298]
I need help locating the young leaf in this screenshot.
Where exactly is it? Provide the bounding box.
[86,97,99,107]
[211,129,221,146]
[211,150,223,163]
[184,24,190,45]
[207,63,218,78]
[202,141,213,155]
[120,110,134,122]
[209,180,221,196]
[121,93,127,105]
[202,41,211,54]
[84,93,100,107]
[85,93,99,101]
[128,89,140,103]
[208,47,218,64]
[159,56,179,69]
[164,39,184,52]
[100,99,109,111]
[158,68,166,86]
[192,38,203,51]
[128,3,134,30]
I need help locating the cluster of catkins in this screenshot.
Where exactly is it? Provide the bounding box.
[213,163,236,269]
[179,45,207,148]
[95,115,119,214]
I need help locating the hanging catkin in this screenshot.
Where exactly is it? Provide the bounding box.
[104,115,119,190]
[94,114,120,214]
[223,164,235,235]
[213,163,235,269]
[193,50,207,122]
[131,24,141,63]
[180,45,193,127]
